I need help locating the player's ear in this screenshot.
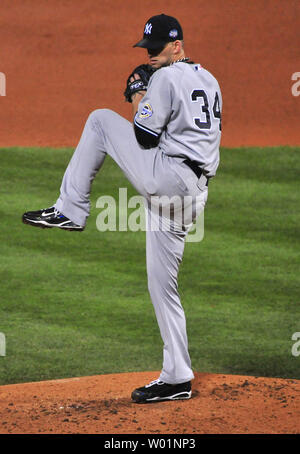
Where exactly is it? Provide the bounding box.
[173,40,183,55]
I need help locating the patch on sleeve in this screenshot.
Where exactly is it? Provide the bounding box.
[139,103,153,119]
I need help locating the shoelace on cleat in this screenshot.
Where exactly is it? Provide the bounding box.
[145,379,165,388]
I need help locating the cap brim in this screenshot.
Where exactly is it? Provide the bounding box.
[133,38,168,49]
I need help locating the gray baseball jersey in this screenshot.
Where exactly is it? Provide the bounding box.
[134,62,222,177]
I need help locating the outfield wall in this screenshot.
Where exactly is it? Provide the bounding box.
[0,0,299,148]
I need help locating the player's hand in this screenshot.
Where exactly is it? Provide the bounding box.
[124,64,156,103]
[130,74,146,101]
[129,73,141,83]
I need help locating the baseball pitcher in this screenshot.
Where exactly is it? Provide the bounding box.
[22,14,222,403]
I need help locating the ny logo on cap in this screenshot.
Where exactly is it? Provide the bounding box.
[144,23,152,35]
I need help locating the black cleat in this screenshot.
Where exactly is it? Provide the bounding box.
[22,206,84,231]
[131,379,192,403]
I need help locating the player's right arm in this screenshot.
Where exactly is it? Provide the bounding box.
[131,91,146,118]
[128,73,147,118]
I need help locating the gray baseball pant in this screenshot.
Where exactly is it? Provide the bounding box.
[55,109,208,384]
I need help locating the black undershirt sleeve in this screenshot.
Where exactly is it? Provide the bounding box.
[134,119,161,149]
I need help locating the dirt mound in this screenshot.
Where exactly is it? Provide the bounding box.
[0,371,299,434]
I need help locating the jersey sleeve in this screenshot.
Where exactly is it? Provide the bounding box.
[134,68,173,149]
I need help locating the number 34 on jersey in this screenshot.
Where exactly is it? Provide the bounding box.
[191,89,222,131]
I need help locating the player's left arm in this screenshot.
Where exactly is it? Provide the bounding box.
[133,69,173,149]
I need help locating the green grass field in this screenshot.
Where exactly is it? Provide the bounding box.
[0,146,299,385]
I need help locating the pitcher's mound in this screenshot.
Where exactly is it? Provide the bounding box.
[0,371,299,434]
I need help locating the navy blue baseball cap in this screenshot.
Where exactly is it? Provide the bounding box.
[133,14,183,49]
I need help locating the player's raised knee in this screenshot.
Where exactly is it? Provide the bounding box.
[88,108,115,122]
